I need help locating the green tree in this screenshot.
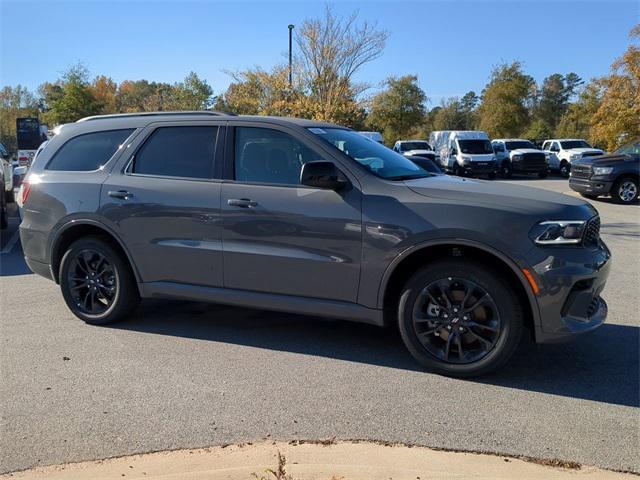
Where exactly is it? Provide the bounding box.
[477,61,535,137]
[366,75,427,145]
[39,64,101,125]
[534,73,583,133]
[556,82,603,142]
[431,97,466,131]
[166,72,213,110]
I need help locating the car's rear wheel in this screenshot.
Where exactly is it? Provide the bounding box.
[397,259,523,377]
[612,177,638,204]
[59,236,140,325]
[559,161,570,178]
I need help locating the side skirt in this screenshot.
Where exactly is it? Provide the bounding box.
[139,281,385,327]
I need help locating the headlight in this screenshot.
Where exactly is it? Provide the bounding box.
[513,154,522,161]
[459,156,471,165]
[532,220,586,245]
[593,166,613,175]
[570,153,581,160]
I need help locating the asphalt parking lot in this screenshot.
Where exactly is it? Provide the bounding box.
[0,177,638,475]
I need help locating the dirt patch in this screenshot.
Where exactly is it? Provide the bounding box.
[1,440,633,480]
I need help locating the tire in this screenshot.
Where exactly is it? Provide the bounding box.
[559,161,570,178]
[499,161,512,179]
[59,236,140,325]
[5,189,14,203]
[612,176,639,204]
[452,164,462,176]
[397,259,523,377]
[537,172,548,179]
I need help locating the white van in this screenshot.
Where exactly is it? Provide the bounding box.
[429,131,497,178]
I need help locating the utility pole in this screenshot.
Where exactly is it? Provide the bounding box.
[288,24,294,88]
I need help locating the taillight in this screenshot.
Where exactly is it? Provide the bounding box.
[18,181,31,208]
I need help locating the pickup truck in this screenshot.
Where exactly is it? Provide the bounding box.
[569,139,639,204]
[542,139,604,177]
[492,138,548,178]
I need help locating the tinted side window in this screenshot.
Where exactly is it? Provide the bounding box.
[133,126,218,179]
[235,127,321,185]
[47,129,134,171]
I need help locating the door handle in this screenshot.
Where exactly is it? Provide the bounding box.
[108,190,134,200]
[227,198,258,208]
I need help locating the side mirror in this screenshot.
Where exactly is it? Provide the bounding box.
[300,161,348,190]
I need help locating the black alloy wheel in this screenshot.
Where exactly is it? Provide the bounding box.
[60,236,139,324]
[411,277,501,364]
[66,249,117,315]
[398,259,523,377]
[560,161,570,178]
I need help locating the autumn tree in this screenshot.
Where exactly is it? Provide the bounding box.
[477,62,535,138]
[295,6,388,125]
[366,75,427,144]
[89,75,118,114]
[590,25,640,149]
[556,82,603,142]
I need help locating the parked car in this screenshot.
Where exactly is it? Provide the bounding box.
[393,140,437,161]
[20,111,610,377]
[491,139,548,178]
[429,131,497,178]
[569,139,640,204]
[406,155,442,174]
[1,142,14,202]
[357,131,384,144]
[542,139,604,177]
[0,167,7,230]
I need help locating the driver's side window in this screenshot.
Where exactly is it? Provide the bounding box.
[234,127,322,186]
[550,142,560,152]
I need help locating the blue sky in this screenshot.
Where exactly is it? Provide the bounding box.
[1,0,637,106]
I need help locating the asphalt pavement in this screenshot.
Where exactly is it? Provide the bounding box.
[0,178,638,474]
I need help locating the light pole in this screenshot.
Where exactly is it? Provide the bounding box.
[288,24,294,88]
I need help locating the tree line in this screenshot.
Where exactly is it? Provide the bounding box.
[1,8,637,154]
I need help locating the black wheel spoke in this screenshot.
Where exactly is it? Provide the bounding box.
[70,282,89,291]
[468,321,499,333]
[444,333,453,361]
[466,329,493,348]
[455,332,464,359]
[463,293,489,314]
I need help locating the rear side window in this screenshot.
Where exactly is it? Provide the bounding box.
[132,126,218,179]
[47,129,134,171]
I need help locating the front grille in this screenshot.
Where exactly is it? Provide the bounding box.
[571,164,591,179]
[583,216,600,246]
[582,152,602,158]
[519,152,547,168]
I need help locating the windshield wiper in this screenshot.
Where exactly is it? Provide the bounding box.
[386,173,433,181]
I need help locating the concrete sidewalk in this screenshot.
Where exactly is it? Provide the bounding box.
[1,441,632,480]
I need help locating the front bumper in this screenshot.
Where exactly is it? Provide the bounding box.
[460,161,496,175]
[569,177,613,196]
[529,240,611,343]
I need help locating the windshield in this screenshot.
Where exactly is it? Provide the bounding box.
[505,141,536,150]
[560,140,592,149]
[614,141,640,155]
[309,128,432,180]
[458,139,493,154]
[401,141,431,151]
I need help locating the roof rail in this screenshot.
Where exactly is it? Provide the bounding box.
[77,111,235,122]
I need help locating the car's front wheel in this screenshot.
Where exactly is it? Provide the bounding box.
[59,236,140,325]
[499,161,512,178]
[559,161,570,178]
[612,177,638,204]
[397,259,523,377]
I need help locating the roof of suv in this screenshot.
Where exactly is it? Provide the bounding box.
[74,111,341,130]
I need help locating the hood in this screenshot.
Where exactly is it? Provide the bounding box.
[567,148,604,155]
[511,148,542,155]
[403,174,596,218]
[573,153,636,167]
[403,149,435,156]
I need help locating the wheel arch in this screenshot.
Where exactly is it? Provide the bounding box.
[50,220,140,285]
[378,241,539,337]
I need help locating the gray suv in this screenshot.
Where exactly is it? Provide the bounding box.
[19,112,611,377]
